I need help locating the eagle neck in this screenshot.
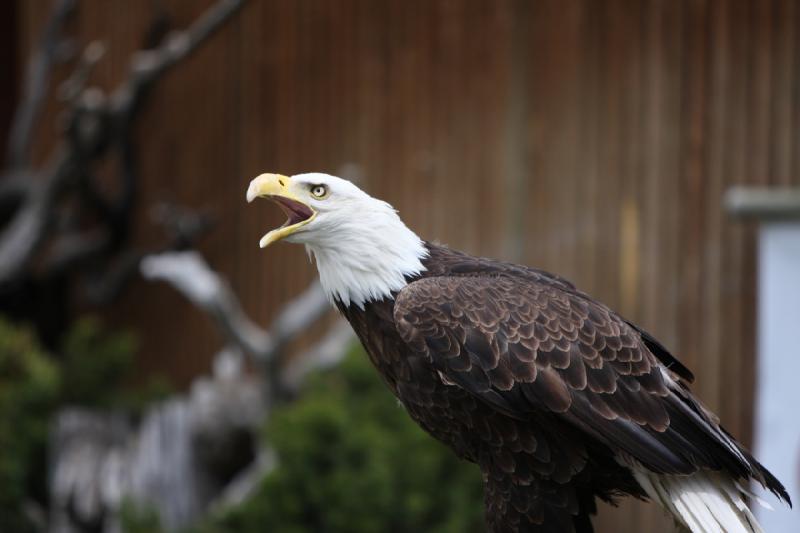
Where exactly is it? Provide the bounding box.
[306,226,428,309]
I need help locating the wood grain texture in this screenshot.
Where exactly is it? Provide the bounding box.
[15,1,800,531]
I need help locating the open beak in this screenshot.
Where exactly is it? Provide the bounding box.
[246,173,316,248]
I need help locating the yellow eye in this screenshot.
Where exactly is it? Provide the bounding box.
[311,185,328,198]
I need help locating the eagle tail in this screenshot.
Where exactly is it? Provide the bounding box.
[631,467,767,533]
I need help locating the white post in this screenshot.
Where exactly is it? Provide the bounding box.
[753,222,800,529]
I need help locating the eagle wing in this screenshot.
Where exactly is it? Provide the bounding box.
[393,273,786,498]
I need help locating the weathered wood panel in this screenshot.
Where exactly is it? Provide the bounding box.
[15,1,800,531]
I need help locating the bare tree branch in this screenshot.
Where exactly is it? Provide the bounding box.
[0,0,246,291]
[54,248,352,530]
[205,322,354,512]
[140,249,356,513]
[6,0,76,169]
[280,320,355,396]
[0,148,74,288]
[139,251,331,363]
[57,40,106,103]
[50,367,263,532]
[210,449,277,512]
[111,0,245,118]
[263,279,332,356]
[140,250,266,354]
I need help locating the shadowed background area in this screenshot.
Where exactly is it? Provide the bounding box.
[8,1,800,532]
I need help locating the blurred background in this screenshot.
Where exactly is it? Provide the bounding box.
[2,0,799,532]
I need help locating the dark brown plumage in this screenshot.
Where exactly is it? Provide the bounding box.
[337,242,789,532]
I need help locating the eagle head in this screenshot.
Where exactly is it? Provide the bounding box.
[246,172,427,307]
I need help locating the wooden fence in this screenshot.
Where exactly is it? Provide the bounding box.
[16,1,800,531]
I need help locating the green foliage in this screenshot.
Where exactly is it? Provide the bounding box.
[202,347,484,533]
[0,316,483,533]
[0,318,59,533]
[60,317,170,412]
[59,317,135,405]
[0,315,168,533]
[119,499,163,533]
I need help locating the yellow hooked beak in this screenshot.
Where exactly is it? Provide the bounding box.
[246,173,317,248]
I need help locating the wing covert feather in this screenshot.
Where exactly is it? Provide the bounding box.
[393,274,748,477]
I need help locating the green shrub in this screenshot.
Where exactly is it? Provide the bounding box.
[119,499,164,533]
[0,318,59,533]
[0,315,167,533]
[60,317,169,411]
[203,347,484,533]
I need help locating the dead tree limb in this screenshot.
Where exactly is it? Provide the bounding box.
[0,0,245,291]
[139,250,333,364]
[281,320,355,395]
[6,0,76,169]
[140,250,356,514]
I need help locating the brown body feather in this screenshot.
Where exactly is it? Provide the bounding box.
[337,242,788,532]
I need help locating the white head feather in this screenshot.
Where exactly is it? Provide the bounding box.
[279,173,427,308]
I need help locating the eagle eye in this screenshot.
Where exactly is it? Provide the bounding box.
[310,184,328,199]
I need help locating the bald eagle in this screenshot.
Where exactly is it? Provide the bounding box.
[247,172,790,532]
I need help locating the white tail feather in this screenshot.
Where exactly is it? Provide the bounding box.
[631,467,765,533]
